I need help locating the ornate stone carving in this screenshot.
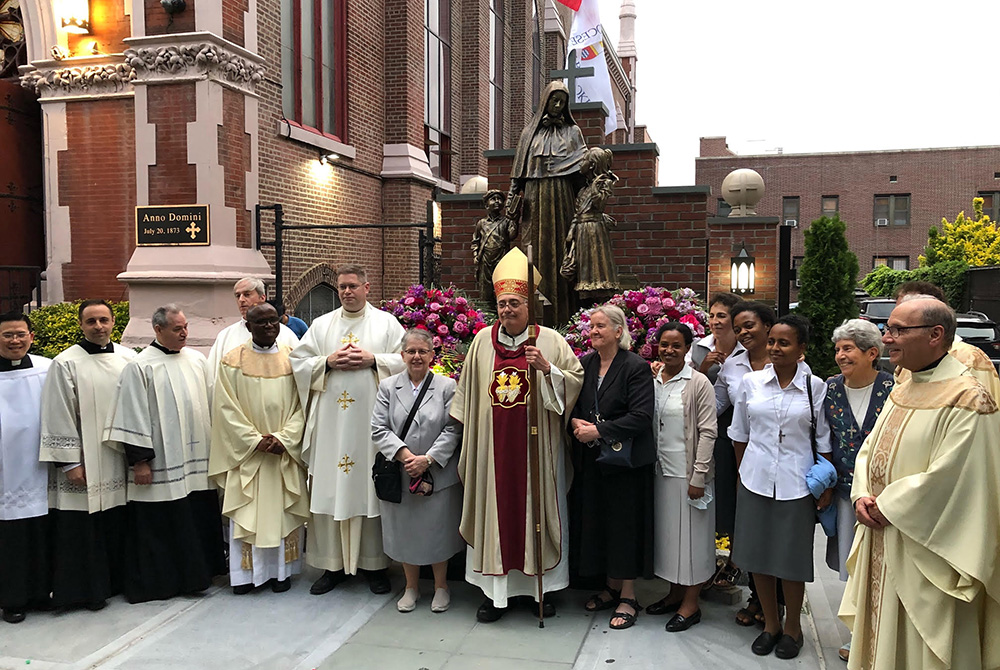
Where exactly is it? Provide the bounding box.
[20,61,136,97]
[124,43,264,91]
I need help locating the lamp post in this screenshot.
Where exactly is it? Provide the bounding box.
[730,244,755,295]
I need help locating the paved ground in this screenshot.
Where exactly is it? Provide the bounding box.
[0,528,848,670]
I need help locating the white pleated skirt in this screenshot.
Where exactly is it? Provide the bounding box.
[653,476,716,586]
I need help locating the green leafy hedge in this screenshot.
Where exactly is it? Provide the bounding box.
[861,261,968,309]
[29,302,130,359]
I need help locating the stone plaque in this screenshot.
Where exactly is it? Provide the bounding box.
[135,205,210,246]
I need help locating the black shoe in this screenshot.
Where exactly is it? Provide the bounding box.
[310,570,348,595]
[362,569,391,595]
[271,578,291,593]
[752,629,783,656]
[476,598,507,623]
[775,633,804,659]
[665,609,702,632]
[232,583,254,595]
[85,600,107,611]
[2,610,25,624]
[516,596,555,618]
[646,597,681,616]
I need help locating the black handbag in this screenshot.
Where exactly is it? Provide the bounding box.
[372,373,433,503]
[589,383,635,468]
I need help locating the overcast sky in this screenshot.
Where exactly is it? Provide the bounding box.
[595,0,1000,186]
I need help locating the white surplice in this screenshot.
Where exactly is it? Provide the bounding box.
[103,346,213,503]
[289,304,405,521]
[40,343,136,513]
[0,355,51,521]
[207,320,299,377]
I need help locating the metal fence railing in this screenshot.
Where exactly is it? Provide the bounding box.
[0,266,42,313]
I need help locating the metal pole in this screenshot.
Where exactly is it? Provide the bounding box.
[777,224,791,316]
[274,204,285,305]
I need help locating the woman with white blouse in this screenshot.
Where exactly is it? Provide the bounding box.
[730,314,833,660]
[646,322,718,633]
[713,301,775,625]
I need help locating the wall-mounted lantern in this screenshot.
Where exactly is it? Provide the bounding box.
[61,0,91,34]
[731,243,755,295]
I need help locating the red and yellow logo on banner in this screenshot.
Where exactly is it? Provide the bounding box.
[490,366,530,408]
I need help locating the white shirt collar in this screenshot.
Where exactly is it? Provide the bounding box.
[251,340,279,354]
[656,364,692,385]
[498,326,529,348]
[761,360,811,391]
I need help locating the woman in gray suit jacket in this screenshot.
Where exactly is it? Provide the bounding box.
[371,328,463,614]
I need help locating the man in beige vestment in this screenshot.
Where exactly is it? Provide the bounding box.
[892,281,1000,399]
[289,264,405,595]
[452,248,584,622]
[207,277,299,376]
[840,298,1000,670]
[210,303,310,594]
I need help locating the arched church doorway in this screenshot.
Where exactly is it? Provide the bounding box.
[0,0,44,310]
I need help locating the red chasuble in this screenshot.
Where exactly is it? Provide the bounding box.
[488,323,531,573]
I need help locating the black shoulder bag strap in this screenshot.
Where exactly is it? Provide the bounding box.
[397,372,434,440]
[805,373,818,462]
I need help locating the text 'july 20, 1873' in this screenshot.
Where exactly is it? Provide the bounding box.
[135,205,211,246]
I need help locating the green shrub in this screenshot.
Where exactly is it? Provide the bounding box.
[796,216,860,379]
[861,261,967,309]
[29,302,130,359]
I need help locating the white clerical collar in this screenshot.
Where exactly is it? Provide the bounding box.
[251,340,279,354]
[498,326,529,348]
[342,304,368,319]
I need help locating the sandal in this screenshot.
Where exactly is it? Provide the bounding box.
[735,596,761,627]
[609,597,641,630]
[585,587,621,612]
[713,562,743,588]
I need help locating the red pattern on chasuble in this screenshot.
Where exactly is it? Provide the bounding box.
[489,323,531,574]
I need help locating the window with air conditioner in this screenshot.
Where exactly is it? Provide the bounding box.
[782,196,799,227]
[874,194,910,226]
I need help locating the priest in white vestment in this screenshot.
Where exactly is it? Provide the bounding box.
[289,264,405,595]
[40,299,135,610]
[206,277,299,376]
[210,303,310,594]
[840,298,1000,670]
[892,283,1000,399]
[451,248,584,622]
[0,312,52,623]
[103,305,226,603]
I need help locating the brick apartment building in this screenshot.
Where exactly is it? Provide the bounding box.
[696,136,1000,297]
[6,0,638,344]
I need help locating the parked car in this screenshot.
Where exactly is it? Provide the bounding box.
[862,299,1000,372]
[858,299,895,333]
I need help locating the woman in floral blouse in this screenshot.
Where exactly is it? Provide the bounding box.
[823,319,894,662]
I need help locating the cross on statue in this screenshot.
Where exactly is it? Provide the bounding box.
[549,49,595,105]
[336,390,355,410]
[337,455,355,474]
[185,222,201,240]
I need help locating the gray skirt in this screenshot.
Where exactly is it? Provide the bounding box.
[732,482,815,582]
[380,484,465,566]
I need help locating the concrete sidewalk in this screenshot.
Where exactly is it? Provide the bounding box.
[0,529,846,669]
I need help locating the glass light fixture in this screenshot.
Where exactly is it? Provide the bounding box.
[60,0,90,34]
[730,243,755,295]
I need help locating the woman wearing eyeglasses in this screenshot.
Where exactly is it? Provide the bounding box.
[371,328,463,614]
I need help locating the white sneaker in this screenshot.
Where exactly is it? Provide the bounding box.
[431,587,450,613]
[397,588,419,613]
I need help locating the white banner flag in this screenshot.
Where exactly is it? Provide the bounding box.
[567,0,618,136]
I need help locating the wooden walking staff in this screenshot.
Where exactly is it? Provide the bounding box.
[525,243,546,629]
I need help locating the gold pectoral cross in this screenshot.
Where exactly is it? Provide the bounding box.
[341,331,360,345]
[338,455,355,474]
[185,222,201,239]
[337,390,355,410]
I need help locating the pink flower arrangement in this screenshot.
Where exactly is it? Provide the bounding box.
[563,286,709,361]
[381,285,488,378]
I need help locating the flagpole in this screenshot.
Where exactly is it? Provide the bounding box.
[525,243,545,629]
